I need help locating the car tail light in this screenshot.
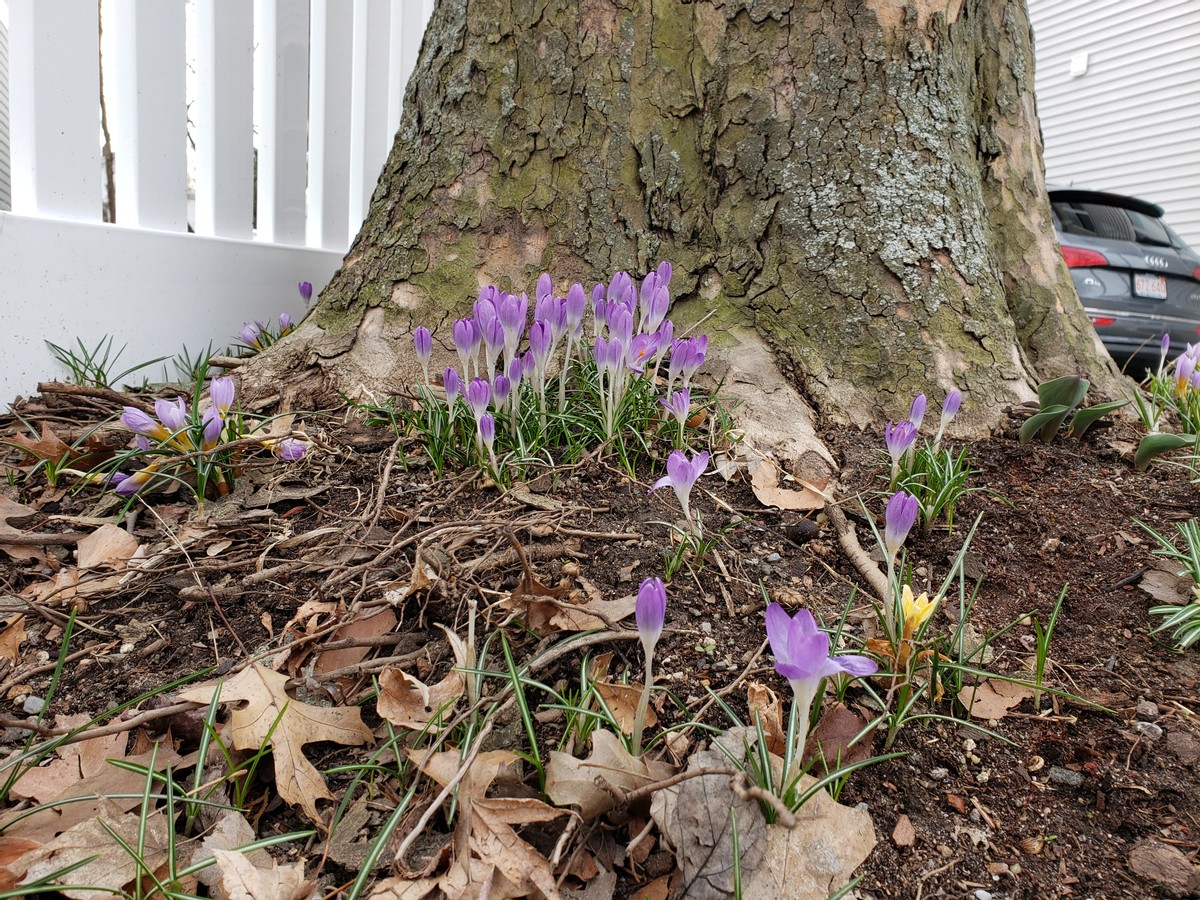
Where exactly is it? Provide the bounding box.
[1193,266,1200,281]
[1061,246,1109,268]
[1089,316,1115,326]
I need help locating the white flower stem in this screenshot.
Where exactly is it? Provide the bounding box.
[631,650,654,757]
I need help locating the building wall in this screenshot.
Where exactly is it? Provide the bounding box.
[0,18,11,211]
[1028,0,1200,248]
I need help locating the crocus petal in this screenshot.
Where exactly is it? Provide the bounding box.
[298,281,313,303]
[636,577,667,654]
[277,438,307,461]
[121,407,159,436]
[210,377,235,412]
[819,654,878,679]
[155,398,188,432]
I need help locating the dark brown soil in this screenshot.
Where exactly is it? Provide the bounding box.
[2,391,1199,900]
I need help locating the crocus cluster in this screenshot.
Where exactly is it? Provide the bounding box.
[884,389,963,477]
[1172,340,1200,396]
[765,604,877,780]
[423,263,708,465]
[112,377,306,499]
[238,313,296,352]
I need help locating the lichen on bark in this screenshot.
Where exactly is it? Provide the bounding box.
[250,0,1118,429]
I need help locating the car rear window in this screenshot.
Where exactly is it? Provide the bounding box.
[1052,200,1175,247]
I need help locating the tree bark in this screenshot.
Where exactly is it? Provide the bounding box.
[245,0,1119,448]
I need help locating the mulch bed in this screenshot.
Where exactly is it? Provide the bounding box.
[2,388,1199,899]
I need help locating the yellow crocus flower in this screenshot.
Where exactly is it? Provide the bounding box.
[900,584,936,634]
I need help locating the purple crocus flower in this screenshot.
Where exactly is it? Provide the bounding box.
[483,317,505,377]
[884,490,919,560]
[521,349,535,379]
[909,394,927,431]
[942,389,962,422]
[660,388,691,429]
[239,323,261,347]
[279,312,293,331]
[591,284,608,336]
[200,407,223,449]
[529,320,552,369]
[210,377,235,413]
[536,272,553,304]
[650,449,709,536]
[566,284,587,335]
[121,407,164,438]
[492,374,511,407]
[636,577,667,658]
[444,367,461,405]
[657,261,672,288]
[413,326,433,385]
[643,286,670,334]
[452,317,480,377]
[466,377,491,423]
[155,398,188,433]
[275,438,305,461]
[765,603,877,768]
[134,435,152,451]
[594,336,623,379]
[116,474,143,496]
[478,413,495,450]
[626,332,661,374]
[608,304,634,347]
[885,419,918,474]
[298,281,313,303]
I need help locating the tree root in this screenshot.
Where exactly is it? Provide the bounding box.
[825,502,888,601]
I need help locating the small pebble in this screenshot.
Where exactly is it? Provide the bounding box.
[1105,656,1117,672]
[688,607,702,617]
[1135,700,1159,721]
[766,552,781,563]
[1133,721,1163,741]
[22,696,44,716]
[929,767,949,781]
[699,621,712,635]
[974,891,993,900]
[1048,766,1084,788]
[936,844,953,858]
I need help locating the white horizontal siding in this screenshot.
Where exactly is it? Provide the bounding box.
[0,19,10,211]
[1029,0,1200,247]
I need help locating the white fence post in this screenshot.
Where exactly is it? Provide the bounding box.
[109,0,188,232]
[256,0,311,246]
[194,0,254,239]
[308,0,354,250]
[7,0,102,221]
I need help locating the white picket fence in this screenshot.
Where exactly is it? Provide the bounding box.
[0,0,433,402]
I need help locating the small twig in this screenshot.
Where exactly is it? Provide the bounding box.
[1,700,199,746]
[0,532,86,546]
[626,817,656,857]
[393,719,494,867]
[601,766,739,808]
[366,438,402,531]
[206,356,247,370]
[37,382,155,413]
[732,773,796,828]
[825,502,887,601]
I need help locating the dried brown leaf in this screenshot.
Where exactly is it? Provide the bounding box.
[958,679,1034,721]
[595,680,656,734]
[749,462,825,511]
[745,682,786,756]
[75,524,139,570]
[546,729,674,820]
[804,702,874,770]
[212,848,308,900]
[0,616,26,664]
[178,664,374,822]
[0,496,45,562]
[12,802,169,900]
[377,625,467,731]
[315,607,398,675]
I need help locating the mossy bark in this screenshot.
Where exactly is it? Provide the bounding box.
[248,0,1119,428]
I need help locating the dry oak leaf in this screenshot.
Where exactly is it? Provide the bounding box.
[0,495,45,562]
[212,848,309,900]
[378,625,468,731]
[958,679,1034,721]
[745,682,786,757]
[75,523,140,570]
[749,461,825,511]
[178,664,374,823]
[11,801,169,900]
[0,615,27,664]
[595,680,657,734]
[546,729,674,821]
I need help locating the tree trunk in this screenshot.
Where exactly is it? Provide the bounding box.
[245,0,1120,469]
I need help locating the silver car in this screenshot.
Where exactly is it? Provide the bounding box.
[1051,188,1200,376]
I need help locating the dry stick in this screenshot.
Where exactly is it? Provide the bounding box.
[0,531,86,546]
[393,718,495,867]
[824,502,888,601]
[37,382,155,414]
[732,773,797,828]
[365,438,403,531]
[206,356,246,370]
[599,766,739,809]
[9,701,199,746]
[0,645,116,699]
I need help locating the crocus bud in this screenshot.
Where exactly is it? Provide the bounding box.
[657,260,673,287]
[492,375,511,406]
[279,312,293,331]
[239,323,260,347]
[210,377,235,413]
[884,491,919,559]
[1161,333,1172,358]
[298,281,313,303]
[413,326,433,362]
[478,413,496,449]
[941,389,962,423]
[444,367,461,404]
[466,378,491,422]
[909,394,927,431]
[536,272,553,304]
[201,406,223,449]
[636,577,667,657]
[121,407,159,436]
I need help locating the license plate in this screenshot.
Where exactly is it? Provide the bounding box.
[1134,272,1168,299]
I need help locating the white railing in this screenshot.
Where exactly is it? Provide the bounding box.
[0,0,433,402]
